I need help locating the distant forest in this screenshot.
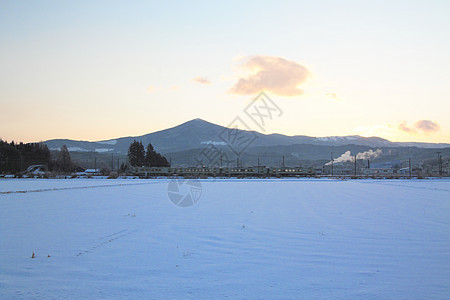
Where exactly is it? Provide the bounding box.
[0,140,51,173]
[0,140,75,174]
[0,139,170,175]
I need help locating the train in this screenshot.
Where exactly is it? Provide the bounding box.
[129,165,314,177]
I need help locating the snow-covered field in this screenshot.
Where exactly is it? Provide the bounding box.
[1,178,449,299]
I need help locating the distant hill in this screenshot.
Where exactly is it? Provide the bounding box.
[44,118,450,158]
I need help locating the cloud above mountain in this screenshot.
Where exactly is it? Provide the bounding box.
[415,120,440,133]
[398,121,416,134]
[398,120,440,134]
[229,56,310,97]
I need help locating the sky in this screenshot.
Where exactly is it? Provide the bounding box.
[1,0,449,143]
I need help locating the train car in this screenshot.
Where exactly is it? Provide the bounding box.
[129,165,314,177]
[270,167,308,177]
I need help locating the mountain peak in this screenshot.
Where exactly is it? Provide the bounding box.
[184,118,209,124]
[176,118,219,128]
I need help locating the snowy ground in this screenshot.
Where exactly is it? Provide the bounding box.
[0,178,449,299]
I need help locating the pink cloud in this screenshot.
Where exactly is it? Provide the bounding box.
[414,120,440,133]
[192,77,211,85]
[229,55,310,97]
[398,120,440,134]
[398,121,417,134]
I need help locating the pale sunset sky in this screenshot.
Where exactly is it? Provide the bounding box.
[1,0,449,143]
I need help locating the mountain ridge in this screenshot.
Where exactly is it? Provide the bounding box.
[43,118,450,155]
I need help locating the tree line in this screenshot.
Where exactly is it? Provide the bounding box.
[127,140,169,167]
[0,140,51,173]
[0,140,75,174]
[0,138,168,174]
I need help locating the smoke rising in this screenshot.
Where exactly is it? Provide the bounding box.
[325,149,382,165]
[356,149,382,160]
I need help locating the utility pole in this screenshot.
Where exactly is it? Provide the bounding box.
[409,157,412,178]
[94,157,97,171]
[331,152,334,176]
[257,158,260,176]
[437,152,442,176]
[282,156,285,168]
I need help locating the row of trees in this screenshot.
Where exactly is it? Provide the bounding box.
[0,140,51,173]
[128,141,169,167]
[0,140,76,174]
[1,138,168,174]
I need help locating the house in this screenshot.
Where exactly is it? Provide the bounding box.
[362,160,403,175]
[84,169,101,175]
[75,169,101,176]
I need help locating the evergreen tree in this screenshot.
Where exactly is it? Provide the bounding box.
[145,143,156,167]
[128,140,145,167]
[145,142,169,167]
[157,153,170,167]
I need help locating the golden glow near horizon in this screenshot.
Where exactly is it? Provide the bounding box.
[0,1,449,144]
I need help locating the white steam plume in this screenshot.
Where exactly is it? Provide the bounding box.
[326,149,382,165]
[356,149,382,160]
